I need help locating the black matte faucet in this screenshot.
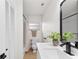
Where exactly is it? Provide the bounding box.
[60,42,74,56]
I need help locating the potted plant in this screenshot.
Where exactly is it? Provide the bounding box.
[62,32,74,54]
[49,32,60,46]
[63,32,74,42]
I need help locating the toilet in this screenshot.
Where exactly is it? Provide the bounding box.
[32,37,38,53]
[31,30,42,53]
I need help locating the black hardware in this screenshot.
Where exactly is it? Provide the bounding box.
[65,42,73,55]
[60,0,66,41]
[60,0,78,56]
[60,42,66,47]
[0,53,7,59]
[75,41,78,48]
[60,0,66,6]
[0,49,8,59]
[60,42,75,56]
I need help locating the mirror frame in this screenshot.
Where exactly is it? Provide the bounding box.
[60,0,78,49]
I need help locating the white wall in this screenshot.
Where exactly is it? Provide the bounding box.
[23,16,31,52]
[42,0,60,37]
[28,16,42,24]
[28,16,42,40]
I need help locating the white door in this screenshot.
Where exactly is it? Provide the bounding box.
[5,1,15,59]
[9,6,15,59]
[0,0,10,59]
[5,1,10,59]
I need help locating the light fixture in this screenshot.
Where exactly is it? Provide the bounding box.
[29,23,39,26]
[41,3,44,6]
[29,23,40,30]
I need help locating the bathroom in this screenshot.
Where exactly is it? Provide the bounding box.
[0,0,78,59]
[23,0,78,59]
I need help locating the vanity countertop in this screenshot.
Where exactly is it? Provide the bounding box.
[37,43,78,59]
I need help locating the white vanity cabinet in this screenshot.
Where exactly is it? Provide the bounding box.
[37,43,78,59]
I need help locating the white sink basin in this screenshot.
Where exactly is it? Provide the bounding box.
[57,49,72,59]
[37,43,76,59]
[43,48,72,59]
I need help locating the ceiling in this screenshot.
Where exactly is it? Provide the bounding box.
[23,0,51,16]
